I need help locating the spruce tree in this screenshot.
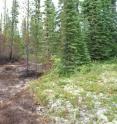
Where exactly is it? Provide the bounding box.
[56,0,64,56]
[10,0,19,60]
[43,0,56,59]
[60,0,90,75]
[4,10,12,46]
[83,0,116,60]
[111,0,117,57]
[112,0,116,12]
[0,14,3,58]
[75,0,90,65]
[0,14,2,33]
[30,0,43,64]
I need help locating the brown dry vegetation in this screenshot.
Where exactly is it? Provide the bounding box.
[0,63,50,124]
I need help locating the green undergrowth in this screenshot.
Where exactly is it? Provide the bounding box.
[30,58,117,124]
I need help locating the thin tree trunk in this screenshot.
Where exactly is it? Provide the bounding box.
[26,0,30,73]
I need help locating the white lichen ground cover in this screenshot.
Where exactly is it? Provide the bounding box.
[30,59,117,124]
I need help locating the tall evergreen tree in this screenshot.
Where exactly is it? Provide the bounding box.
[30,0,43,64]
[0,14,2,33]
[43,0,56,59]
[83,0,116,60]
[10,0,19,60]
[0,14,3,58]
[112,0,116,12]
[3,0,7,58]
[111,0,117,57]
[75,0,90,65]
[60,0,90,75]
[4,10,12,45]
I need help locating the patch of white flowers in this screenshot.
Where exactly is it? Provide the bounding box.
[101,71,117,83]
[64,84,84,96]
[42,80,116,124]
[96,108,108,123]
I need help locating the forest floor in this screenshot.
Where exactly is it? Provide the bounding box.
[30,59,117,124]
[0,61,50,124]
[0,59,117,124]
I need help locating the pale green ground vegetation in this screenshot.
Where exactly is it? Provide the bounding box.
[30,58,117,124]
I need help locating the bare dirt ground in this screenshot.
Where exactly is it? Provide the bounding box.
[0,62,50,124]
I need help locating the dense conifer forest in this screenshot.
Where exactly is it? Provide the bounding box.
[0,0,117,74]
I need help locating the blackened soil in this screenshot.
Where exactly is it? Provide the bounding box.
[0,63,50,124]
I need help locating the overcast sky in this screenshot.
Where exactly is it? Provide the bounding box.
[0,0,58,29]
[0,0,58,15]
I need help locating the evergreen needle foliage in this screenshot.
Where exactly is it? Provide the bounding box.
[60,0,90,76]
[0,0,117,75]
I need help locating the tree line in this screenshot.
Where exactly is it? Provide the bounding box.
[0,0,117,75]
